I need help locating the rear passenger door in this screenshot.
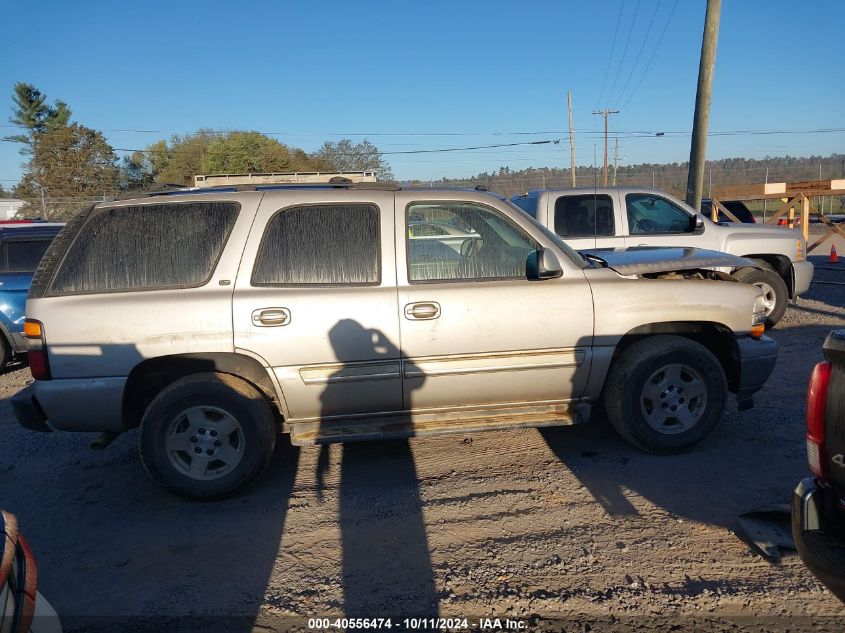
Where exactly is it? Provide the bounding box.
[232,191,402,422]
[548,193,623,250]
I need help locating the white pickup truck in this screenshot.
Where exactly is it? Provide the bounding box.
[511,186,814,328]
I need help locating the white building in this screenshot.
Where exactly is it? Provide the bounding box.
[0,199,25,220]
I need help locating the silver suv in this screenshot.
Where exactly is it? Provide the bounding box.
[12,184,777,498]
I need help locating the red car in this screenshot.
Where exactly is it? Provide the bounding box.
[1,511,62,633]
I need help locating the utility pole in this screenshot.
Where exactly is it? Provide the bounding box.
[685,0,721,210]
[592,109,619,186]
[568,91,577,187]
[612,139,620,186]
[39,186,46,219]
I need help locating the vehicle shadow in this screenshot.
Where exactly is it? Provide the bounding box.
[539,322,839,532]
[1,342,300,633]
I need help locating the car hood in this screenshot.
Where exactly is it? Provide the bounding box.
[579,246,758,276]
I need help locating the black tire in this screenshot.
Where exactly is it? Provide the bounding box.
[0,335,10,371]
[139,372,276,500]
[732,266,788,329]
[603,335,727,453]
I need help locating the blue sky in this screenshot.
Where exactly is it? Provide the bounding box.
[1,0,843,185]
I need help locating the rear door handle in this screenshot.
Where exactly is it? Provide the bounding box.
[404,302,441,320]
[252,307,291,327]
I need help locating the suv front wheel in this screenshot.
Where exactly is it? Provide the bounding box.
[603,335,727,453]
[139,373,276,499]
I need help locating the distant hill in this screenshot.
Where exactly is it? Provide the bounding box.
[410,154,845,202]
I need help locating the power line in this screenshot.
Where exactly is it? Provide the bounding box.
[612,0,662,107]
[605,0,641,109]
[619,0,681,109]
[595,0,626,109]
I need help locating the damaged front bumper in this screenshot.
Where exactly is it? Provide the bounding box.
[733,334,777,409]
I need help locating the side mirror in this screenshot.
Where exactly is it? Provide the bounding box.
[691,214,705,235]
[531,247,563,280]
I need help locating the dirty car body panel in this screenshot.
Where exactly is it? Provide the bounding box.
[14,185,776,457]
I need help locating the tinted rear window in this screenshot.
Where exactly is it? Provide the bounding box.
[554,194,615,237]
[252,204,380,286]
[2,239,53,272]
[50,202,239,294]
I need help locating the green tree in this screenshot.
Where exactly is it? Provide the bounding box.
[4,82,71,154]
[14,123,119,219]
[201,131,294,174]
[312,139,394,180]
[0,184,11,198]
[119,151,156,191]
[137,130,334,186]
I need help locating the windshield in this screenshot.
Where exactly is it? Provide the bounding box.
[502,199,588,269]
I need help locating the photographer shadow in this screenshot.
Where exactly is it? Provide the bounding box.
[317,319,439,617]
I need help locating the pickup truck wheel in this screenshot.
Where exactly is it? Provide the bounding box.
[0,335,10,370]
[604,336,727,453]
[732,267,788,329]
[139,372,276,499]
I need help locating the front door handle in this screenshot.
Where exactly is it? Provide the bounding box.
[252,307,291,327]
[404,302,441,320]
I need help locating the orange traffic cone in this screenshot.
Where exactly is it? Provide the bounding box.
[830,244,839,264]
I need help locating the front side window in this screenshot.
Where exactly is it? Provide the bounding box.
[252,204,380,286]
[50,202,239,294]
[407,202,538,282]
[626,194,693,235]
[2,239,53,273]
[553,194,614,237]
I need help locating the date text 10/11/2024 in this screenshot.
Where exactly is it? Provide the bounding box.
[307,618,528,630]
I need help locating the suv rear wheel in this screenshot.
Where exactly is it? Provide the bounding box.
[139,372,276,499]
[603,335,727,453]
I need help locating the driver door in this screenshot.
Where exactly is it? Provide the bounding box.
[622,193,717,249]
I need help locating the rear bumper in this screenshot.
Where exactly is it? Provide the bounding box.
[793,260,814,296]
[733,334,778,405]
[11,385,51,432]
[12,378,125,433]
[792,477,845,602]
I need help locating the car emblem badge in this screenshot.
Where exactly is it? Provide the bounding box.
[833,454,845,468]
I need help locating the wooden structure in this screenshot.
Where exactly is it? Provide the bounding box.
[709,179,845,254]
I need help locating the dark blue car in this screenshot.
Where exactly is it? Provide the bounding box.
[0,222,63,368]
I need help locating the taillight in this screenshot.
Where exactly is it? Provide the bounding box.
[807,361,832,478]
[23,319,51,381]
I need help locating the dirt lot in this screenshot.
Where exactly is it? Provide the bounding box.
[1,249,844,633]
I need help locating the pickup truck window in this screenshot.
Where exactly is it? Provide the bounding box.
[626,194,693,235]
[406,202,537,282]
[554,194,614,237]
[1,239,52,273]
[253,204,380,286]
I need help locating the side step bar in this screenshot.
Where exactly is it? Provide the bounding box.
[288,402,584,446]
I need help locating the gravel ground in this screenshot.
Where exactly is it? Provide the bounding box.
[1,251,844,633]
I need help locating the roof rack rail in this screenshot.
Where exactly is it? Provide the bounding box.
[104,180,404,201]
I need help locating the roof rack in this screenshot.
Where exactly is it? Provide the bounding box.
[106,181,403,201]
